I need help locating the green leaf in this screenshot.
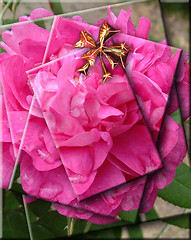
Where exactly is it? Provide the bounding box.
[157,163,191,208]
[28,199,51,217]
[163,214,190,229]
[4,191,20,210]
[3,209,30,238]
[144,207,159,221]
[14,164,21,180]
[0,35,6,53]
[35,19,46,29]
[170,109,182,124]
[26,206,37,223]
[72,219,87,234]
[127,224,143,239]
[2,0,13,13]
[77,228,122,239]
[11,181,26,194]
[48,0,63,15]
[32,222,56,240]
[37,210,67,237]
[118,209,138,223]
[89,221,125,232]
[2,18,19,25]
[12,191,23,205]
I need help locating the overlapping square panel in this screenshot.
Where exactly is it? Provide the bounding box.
[0,62,133,223]
[25,11,182,201]
[0,1,163,227]
[1,83,145,224]
[0,2,148,227]
[0,4,167,199]
[0,0,190,236]
[19,17,165,200]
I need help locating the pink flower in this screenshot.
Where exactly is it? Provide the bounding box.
[0,7,188,223]
[167,52,189,121]
[0,94,15,189]
[31,48,162,199]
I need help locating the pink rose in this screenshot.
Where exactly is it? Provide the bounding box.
[167,52,189,121]
[31,44,162,200]
[0,94,15,189]
[0,7,188,223]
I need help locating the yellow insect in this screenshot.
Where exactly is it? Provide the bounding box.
[74,21,131,82]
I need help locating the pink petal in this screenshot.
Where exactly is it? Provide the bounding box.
[78,161,126,200]
[1,55,32,111]
[106,7,117,26]
[111,124,161,175]
[44,111,84,141]
[98,105,124,119]
[59,146,94,176]
[19,39,46,63]
[92,133,113,171]
[54,203,93,220]
[0,96,11,142]
[19,8,53,22]
[66,168,97,196]
[115,9,136,36]
[32,70,58,111]
[136,17,151,39]
[1,143,15,189]
[60,129,100,147]
[158,115,179,159]
[21,156,76,204]
[57,18,99,44]
[2,22,49,55]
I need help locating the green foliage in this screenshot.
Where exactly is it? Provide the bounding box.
[11,181,26,194]
[35,20,46,29]
[3,209,30,238]
[3,190,30,239]
[119,209,138,223]
[2,18,19,25]
[127,224,143,239]
[2,0,13,13]
[48,0,63,15]
[4,191,20,210]
[162,3,189,20]
[27,207,68,239]
[144,207,159,221]
[170,109,182,125]
[0,35,6,53]
[158,163,191,208]
[27,199,51,218]
[73,228,122,239]
[31,222,56,240]
[36,210,68,237]
[163,214,190,229]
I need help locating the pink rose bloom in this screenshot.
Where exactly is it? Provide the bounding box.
[167,52,189,121]
[0,94,15,189]
[0,7,188,223]
[31,45,162,200]
[101,23,187,212]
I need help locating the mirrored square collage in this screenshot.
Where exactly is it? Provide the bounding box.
[0,0,190,239]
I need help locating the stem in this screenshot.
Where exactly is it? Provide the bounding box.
[156,223,171,239]
[0,0,12,23]
[12,0,18,19]
[48,0,63,15]
[67,218,75,237]
[84,221,91,233]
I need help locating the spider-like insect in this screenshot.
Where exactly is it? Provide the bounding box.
[74,21,131,82]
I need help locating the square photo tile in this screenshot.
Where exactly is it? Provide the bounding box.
[0,0,190,239]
